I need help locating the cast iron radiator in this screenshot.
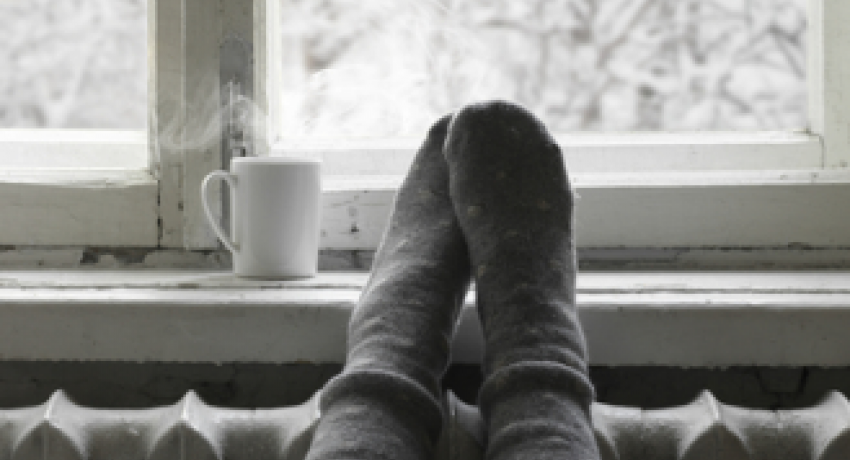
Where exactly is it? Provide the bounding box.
[0,389,848,460]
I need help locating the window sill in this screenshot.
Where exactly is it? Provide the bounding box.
[0,169,158,246]
[323,170,850,250]
[0,270,848,367]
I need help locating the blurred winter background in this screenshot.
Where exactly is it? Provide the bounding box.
[0,0,146,129]
[0,0,807,136]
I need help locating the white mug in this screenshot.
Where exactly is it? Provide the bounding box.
[201,157,322,279]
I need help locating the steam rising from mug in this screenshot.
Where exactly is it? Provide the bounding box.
[153,76,269,155]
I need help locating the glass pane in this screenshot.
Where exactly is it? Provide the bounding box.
[0,0,146,129]
[279,0,807,138]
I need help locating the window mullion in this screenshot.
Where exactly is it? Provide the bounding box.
[149,0,184,248]
[150,0,278,249]
[807,0,850,169]
[254,0,283,155]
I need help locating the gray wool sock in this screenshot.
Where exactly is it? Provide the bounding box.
[445,101,600,460]
[305,115,472,460]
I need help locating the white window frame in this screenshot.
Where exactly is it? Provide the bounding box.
[0,0,846,261]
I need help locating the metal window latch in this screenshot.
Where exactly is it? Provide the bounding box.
[220,35,254,164]
[225,80,249,158]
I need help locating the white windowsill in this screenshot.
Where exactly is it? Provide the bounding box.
[0,270,850,367]
[0,270,848,367]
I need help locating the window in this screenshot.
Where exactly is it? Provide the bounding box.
[0,0,846,265]
[278,0,808,135]
[276,0,850,259]
[0,0,152,248]
[276,0,820,175]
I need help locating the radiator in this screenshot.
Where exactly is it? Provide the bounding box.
[1,389,848,460]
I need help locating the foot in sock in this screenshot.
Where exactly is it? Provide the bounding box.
[445,101,600,460]
[305,115,472,460]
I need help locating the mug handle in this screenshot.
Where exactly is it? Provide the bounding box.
[201,171,239,253]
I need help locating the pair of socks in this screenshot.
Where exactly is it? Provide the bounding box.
[305,101,600,460]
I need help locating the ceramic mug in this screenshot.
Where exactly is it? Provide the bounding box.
[201,156,321,278]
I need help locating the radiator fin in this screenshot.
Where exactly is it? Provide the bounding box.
[584,389,850,460]
[7,391,86,460]
[1,389,850,460]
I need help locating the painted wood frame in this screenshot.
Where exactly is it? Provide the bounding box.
[151,0,282,249]
[807,0,850,168]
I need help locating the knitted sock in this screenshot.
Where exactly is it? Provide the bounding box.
[305,115,472,460]
[444,101,600,460]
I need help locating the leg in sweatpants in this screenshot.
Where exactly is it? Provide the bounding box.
[445,101,599,460]
[305,115,471,460]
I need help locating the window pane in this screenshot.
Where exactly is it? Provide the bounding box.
[279,0,807,137]
[0,0,146,129]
